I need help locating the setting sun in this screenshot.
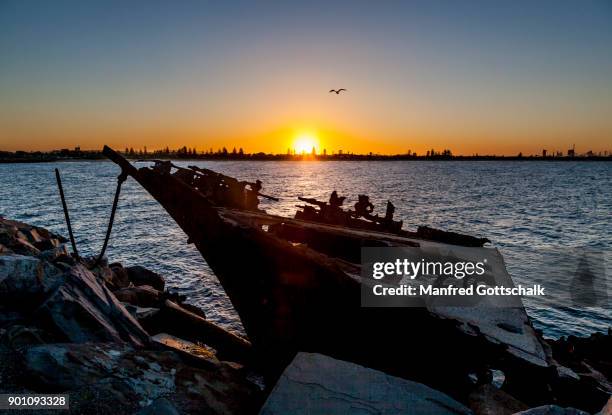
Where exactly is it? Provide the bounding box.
[293,132,320,154]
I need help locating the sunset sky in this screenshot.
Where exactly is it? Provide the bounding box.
[1,1,611,155]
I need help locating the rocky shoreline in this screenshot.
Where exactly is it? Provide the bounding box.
[1,216,610,414]
[0,217,261,414]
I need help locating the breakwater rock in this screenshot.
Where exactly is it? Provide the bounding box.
[0,217,261,414]
[0,216,609,414]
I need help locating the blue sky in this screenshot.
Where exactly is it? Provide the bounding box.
[1,0,611,154]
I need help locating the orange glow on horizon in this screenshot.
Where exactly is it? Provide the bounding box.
[1,121,610,156]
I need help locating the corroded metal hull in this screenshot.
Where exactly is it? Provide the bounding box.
[103,145,553,404]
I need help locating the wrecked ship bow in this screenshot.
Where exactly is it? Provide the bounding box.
[102,145,605,409]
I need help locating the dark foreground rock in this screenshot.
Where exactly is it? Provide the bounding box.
[23,342,261,414]
[260,352,473,415]
[547,330,612,413]
[550,330,611,381]
[1,325,55,350]
[468,384,528,415]
[0,217,263,413]
[125,265,165,291]
[107,263,131,289]
[0,217,66,256]
[0,254,64,308]
[2,215,610,414]
[35,264,150,346]
[114,284,164,308]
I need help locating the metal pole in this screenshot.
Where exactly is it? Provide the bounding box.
[54,168,79,258]
[95,171,127,266]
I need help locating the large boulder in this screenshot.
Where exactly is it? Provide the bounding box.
[0,231,40,256]
[0,218,66,256]
[39,245,70,263]
[114,285,164,308]
[23,342,261,414]
[35,264,149,346]
[107,263,131,290]
[125,266,165,291]
[0,254,64,308]
[260,352,473,415]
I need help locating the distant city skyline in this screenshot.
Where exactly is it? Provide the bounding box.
[1,1,611,155]
[4,141,608,158]
[5,143,610,159]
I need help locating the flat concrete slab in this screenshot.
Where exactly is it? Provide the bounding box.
[260,352,472,415]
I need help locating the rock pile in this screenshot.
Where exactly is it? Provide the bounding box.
[0,217,261,414]
[1,216,609,414]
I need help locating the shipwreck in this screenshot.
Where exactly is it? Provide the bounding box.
[101,145,609,410]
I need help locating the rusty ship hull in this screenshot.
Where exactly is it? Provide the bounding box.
[103,145,554,403]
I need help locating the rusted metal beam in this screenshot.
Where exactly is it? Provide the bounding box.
[54,168,79,259]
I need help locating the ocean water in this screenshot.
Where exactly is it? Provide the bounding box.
[0,160,610,338]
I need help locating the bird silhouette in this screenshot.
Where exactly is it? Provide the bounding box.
[329,88,347,94]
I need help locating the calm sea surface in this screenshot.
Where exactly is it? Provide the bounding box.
[1,160,610,338]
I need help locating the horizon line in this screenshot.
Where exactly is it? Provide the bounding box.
[2,145,611,159]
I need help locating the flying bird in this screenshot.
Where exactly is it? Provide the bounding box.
[329,88,347,94]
